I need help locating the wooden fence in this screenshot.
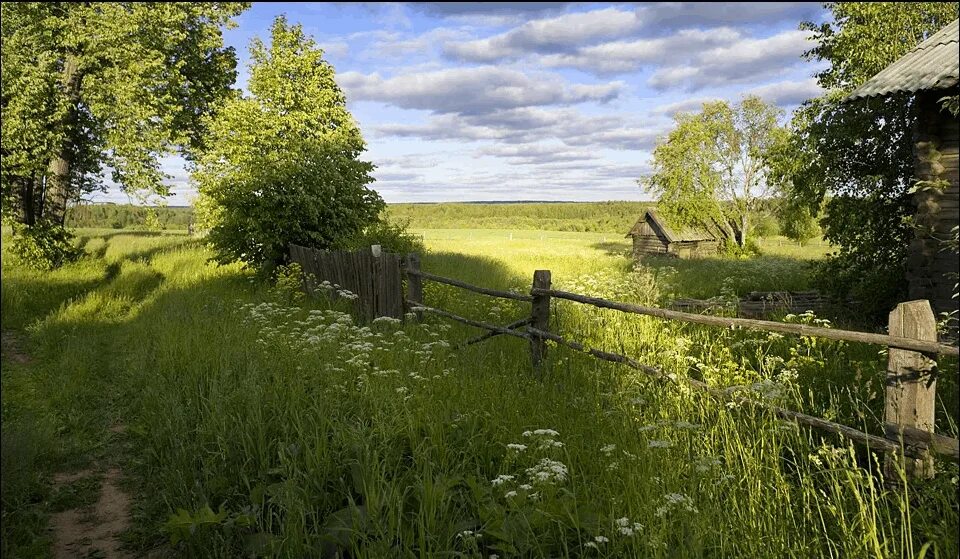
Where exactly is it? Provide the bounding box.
[289,244,404,321]
[285,247,959,478]
[401,258,960,480]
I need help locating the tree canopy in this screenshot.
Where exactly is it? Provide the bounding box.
[771,2,958,318]
[1,2,247,233]
[194,17,384,269]
[641,96,785,250]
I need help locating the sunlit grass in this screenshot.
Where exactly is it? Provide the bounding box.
[1,227,956,558]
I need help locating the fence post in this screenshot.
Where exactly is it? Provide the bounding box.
[405,253,423,321]
[530,270,551,373]
[884,300,938,480]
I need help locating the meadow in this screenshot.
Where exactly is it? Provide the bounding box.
[1,224,957,558]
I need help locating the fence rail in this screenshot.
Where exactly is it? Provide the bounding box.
[534,288,959,357]
[294,248,960,477]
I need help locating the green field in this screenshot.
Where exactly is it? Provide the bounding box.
[2,227,957,558]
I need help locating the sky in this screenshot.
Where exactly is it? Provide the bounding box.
[92,2,829,205]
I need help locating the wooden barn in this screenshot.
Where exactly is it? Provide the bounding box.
[625,210,720,258]
[848,19,959,321]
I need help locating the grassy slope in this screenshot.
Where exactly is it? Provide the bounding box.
[2,228,957,558]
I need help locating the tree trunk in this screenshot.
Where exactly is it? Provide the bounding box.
[739,213,749,248]
[20,173,37,226]
[43,55,82,227]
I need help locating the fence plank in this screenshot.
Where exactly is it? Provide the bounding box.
[536,288,959,356]
[288,244,404,320]
[885,300,938,479]
[530,270,551,372]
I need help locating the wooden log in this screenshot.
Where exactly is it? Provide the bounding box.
[456,317,532,349]
[405,254,423,321]
[407,269,534,302]
[529,270,551,372]
[407,301,531,341]
[535,288,959,356]
[526,327,951,461]
[885,301,938,479]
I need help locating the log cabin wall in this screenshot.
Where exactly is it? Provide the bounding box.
[909,90,959,322]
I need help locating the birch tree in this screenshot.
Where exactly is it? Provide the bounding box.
[641,97,785,249]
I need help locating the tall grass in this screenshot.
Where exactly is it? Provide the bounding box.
[1,229,956,558]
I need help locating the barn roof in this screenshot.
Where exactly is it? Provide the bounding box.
[847,19,959,100]
[626,210,717,242]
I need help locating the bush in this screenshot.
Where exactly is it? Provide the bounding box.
[7,224,82,270]
[719,237,762,259]
[341,217,424,255]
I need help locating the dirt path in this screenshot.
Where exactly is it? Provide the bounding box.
[51,467,133,559]
[1,329,32,364]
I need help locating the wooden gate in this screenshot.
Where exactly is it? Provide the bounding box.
[289,244,404,320]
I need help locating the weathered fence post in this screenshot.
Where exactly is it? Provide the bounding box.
[405,253,423,321]
[884,300,938,480]
[530,270,551,372]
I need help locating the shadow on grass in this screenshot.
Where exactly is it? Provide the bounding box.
[589,241,632,258]
[639,254,818,299]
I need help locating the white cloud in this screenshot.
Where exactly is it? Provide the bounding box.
[443,7,643,62]
[375,106,666,152]
[478,143,598,165]
[539,27,742,75]
[339,66,622,114]
[745,77,822,107]
[647,29,814,90]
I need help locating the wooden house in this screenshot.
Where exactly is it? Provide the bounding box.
[848,19,959,321]
[625,210,720,258]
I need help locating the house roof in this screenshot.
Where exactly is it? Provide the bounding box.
[847,19,959,100]
[626,210,717,242]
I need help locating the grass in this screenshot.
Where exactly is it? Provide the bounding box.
[1,227,957,558]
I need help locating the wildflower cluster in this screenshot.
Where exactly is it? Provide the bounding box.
[655,492,698,517]
[238,300,454,401]
[492,429,568,501]
[316,280,360,300]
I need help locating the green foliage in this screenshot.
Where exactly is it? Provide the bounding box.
[0,3,247,228]
[65,204,193,230]
[778,201,822,244]
[271,262,306,303]
[7,223,82,270]
[641,97,785,247]
[774,2,959,317]
[341,217,426,255]
[751,214,781,238]
[195,17,383,268]
[387,201,653,233]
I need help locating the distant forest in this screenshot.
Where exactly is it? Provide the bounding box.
[387,201,654,233]
[66,204,193,230]
[65,201,793,237]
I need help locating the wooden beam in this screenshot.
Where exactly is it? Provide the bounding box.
[407,269,534,302]
[535,288,959,356]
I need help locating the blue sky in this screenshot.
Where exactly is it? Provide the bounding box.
[94,2,829,205]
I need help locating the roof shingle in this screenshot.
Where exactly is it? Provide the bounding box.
[847,19,959,100]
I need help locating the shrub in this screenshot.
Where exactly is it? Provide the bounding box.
[7,224,82,270]
[341,217,425,255]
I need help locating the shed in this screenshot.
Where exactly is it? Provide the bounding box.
[848,19,959,320]
[625,210,720,258]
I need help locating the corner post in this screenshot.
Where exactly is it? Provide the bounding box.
[530,270,551,373]
[884,300,938,480]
